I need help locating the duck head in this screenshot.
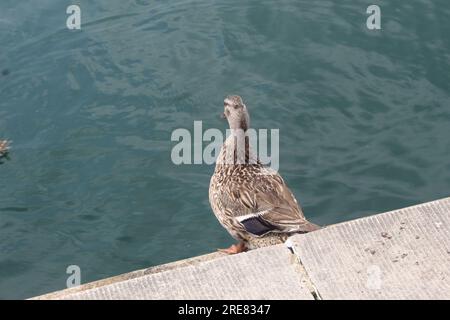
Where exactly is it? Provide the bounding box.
[222,95,250,131]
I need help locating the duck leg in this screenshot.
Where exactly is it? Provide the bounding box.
[217,242,247,254]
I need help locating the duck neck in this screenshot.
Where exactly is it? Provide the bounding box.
[216,129,258,168]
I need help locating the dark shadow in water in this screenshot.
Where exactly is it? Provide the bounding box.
[1,69,10,76]
[0,152,11,165]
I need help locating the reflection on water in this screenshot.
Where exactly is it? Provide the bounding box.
[0,0,450,298]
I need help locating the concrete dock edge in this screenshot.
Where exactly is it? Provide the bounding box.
[33,197,450,300]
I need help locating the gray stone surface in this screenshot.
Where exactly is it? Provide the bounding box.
[53,245,313,300]
[33,251,226,300]
[289,197,450,299]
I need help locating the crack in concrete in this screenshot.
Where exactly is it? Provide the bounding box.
[286,241,322,300]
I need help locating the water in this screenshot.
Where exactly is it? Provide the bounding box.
[1,0,449,299]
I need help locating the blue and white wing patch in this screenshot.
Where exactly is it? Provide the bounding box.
[236,210,280,236]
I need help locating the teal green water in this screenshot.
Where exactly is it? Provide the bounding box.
[1,0,450,299]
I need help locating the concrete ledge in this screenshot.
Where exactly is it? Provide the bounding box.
[33,197,450,300]
[289,197,450,299]
[38,245,313,300]
[33,252,225,300]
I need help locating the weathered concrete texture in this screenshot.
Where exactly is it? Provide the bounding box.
[52,245,313,300]
[33,251,226,300]
[289,197,450,299]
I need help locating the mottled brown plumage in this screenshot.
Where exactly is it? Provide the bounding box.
[0,140,9,155]
[209,95,320,254]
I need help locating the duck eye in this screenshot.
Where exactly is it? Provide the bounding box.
[233,104,239,109]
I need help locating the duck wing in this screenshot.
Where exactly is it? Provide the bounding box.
[221,170,320,237]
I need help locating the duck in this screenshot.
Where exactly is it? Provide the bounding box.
[209,95,320,254]
[0,140,9,155]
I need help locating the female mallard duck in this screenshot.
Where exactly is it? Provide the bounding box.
[0,140,9,155]
[209,95,320,254]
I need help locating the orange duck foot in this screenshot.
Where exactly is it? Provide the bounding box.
[217,242,248,255]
